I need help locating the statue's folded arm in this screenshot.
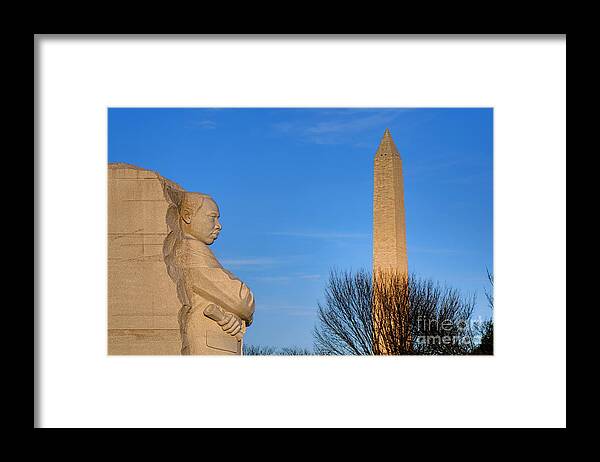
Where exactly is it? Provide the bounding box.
[186,267,255,324]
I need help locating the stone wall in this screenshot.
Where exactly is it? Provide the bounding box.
[107,163,183,355]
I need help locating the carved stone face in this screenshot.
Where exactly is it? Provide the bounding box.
[180,196,222,245]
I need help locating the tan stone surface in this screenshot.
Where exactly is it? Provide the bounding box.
[372,129,410,354]
[108,162,255,355]
[108,163,183,354]
[373,129,408,275]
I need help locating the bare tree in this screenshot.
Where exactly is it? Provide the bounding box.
[313,269,374,355]
[243,344,277,355]
[471,269,493,355]
[314,269,477,355]
[279,346,314,356]
[485,267,494,309]
[405,273,475,355]
[243,344,314,355]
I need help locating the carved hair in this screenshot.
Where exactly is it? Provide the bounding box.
[162,183,212,306]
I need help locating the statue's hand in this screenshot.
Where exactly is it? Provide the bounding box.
[217,312,243,337]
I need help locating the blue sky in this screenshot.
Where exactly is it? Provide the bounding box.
[108,108,493,350]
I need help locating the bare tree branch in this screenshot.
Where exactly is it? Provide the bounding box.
[314,269,479,355]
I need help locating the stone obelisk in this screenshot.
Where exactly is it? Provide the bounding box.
[373,128,408,276]
[372,128,410,354]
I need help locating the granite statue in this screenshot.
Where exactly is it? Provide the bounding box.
[163,187,255,355]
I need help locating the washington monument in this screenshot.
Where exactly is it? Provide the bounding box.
[373,128,408,276]
[372,128,410,353]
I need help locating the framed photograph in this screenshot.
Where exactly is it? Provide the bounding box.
[35,34,566,428]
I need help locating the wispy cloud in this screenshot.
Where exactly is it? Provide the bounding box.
[219,257,277,268]
[269,231,369,240]
[272,109,412,145]
[305,113,394,135]
[298,274,321,280]
[258,304,318,317]
[193,119,217,130]
[251,276,291,282]
[250,273,321,283]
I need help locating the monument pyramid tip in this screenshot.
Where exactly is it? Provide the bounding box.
[382,128,394,142]
[375,128,400,158]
